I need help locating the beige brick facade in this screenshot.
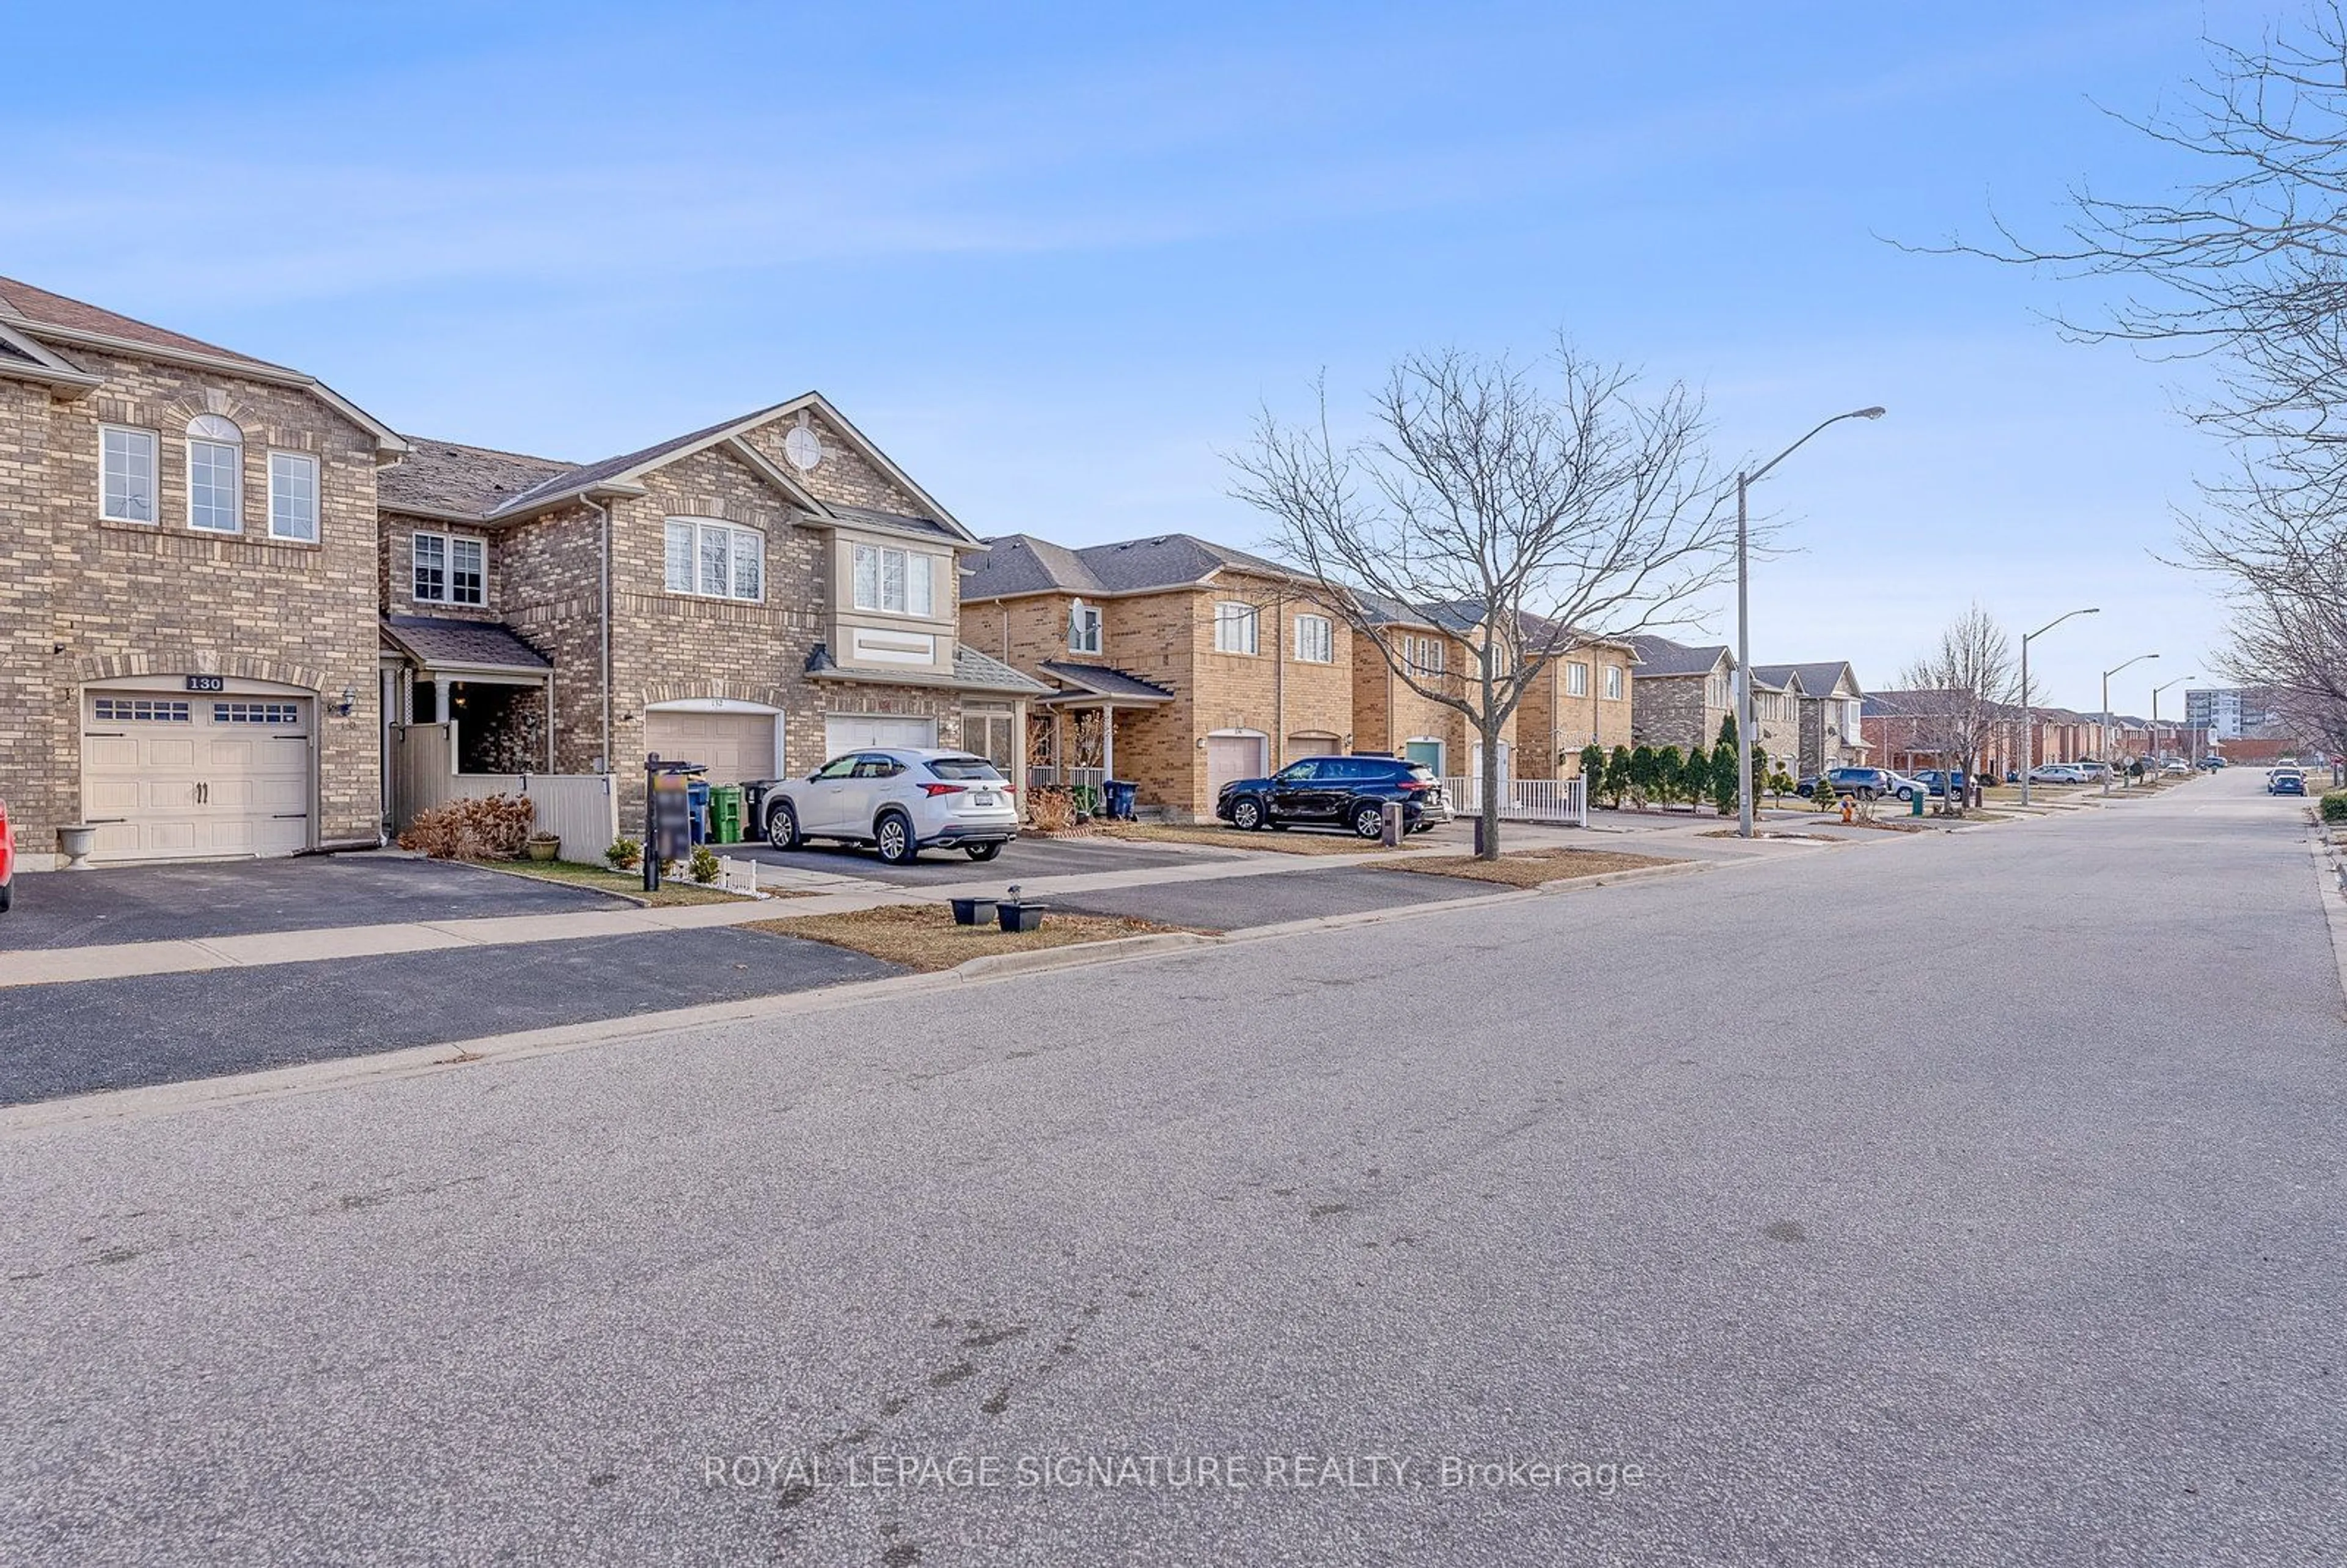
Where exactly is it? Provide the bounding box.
[3,339,394,868]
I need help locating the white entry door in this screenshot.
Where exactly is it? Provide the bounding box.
[825,714,936,758]
[1205,733,1268,800]
[82,691,314,862]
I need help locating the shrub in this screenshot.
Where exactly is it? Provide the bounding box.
[1654,746,1685,805]
[1627,744,1659,807]
[1812,774,1839,811]
[1710,741,1741,815]
[2321,791,2347,823]
[1026,786,1078,833]
[397,793,536,859]
[605,837,642,870]
[1601,746,1633,810]
[1578,743,1607,785]
[689,844,721,884]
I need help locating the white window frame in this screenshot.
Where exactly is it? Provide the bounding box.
[1068,603,1103,655]
[1604,664,1625,702]
[99,425,158,524]
[665,517,765,603]
[1405,635,1447,678]
[185,414,243,535]
[1213,601,1260,655]
[412,530,486,606]
[267,450,319,543]
[850,541,935,617]
[1293,612,1334,664]
[1565,660,1590,698]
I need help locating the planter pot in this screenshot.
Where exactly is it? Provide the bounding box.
[997,901,1048,934]
[950,896,997,927]
[526,837,561,862]
[56,824,97,871]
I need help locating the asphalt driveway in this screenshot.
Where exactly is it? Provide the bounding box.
[1053,865,1509,931]
[0,854,618,951]
[0,928,897,1106]
[736,832,1247,887]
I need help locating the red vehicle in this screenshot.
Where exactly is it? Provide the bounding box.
[0,794,13,912]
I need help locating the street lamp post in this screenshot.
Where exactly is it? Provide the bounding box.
[2151,675,2192,761]
[1735,405,1886,837]
[2100,653,2159,794]
[2018,607,2099,808]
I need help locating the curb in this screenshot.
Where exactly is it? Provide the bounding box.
[947,931,1219,978]
[2307,831,2347,1019]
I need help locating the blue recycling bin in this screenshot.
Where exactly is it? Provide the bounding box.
[1104,779,1138,820]
[686,779,712,844]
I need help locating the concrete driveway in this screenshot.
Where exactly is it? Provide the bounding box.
[0,854,617,951]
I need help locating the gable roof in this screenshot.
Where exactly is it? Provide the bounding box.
[0,275,405,452]
[381,614,552,673]
[1627,635,1733,678]
[962,532,1301,600]
[1037,660,1178,702]
[1751,661,1862,698]
[384,392,973,542]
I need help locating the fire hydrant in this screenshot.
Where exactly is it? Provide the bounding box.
[1840,797,1857,825]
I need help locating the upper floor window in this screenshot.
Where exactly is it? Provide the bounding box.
[1068,602,1103,655]
[1706,673,1729,709]
[1403,634,1447,677]
[100,425,157,524]
[268,452,318,542]
[1213,601,1258,655]
[1293,613,1333,664]
[852,542,935,617]
[1604,664,1625,701]
[413,530,485,606]
[1565,660,1590,698]
[186,414,242,533]
[666,518,764,603]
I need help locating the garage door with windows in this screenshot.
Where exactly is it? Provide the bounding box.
[824,715,936,758]
[644,707,779,786]
[82,689,314,862]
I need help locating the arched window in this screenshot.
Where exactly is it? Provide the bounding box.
[186,414,243,533]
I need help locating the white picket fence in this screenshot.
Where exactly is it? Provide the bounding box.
[1441,774,1588,827]
[389,723,620,859]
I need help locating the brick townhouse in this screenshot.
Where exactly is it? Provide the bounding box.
[1626,636,1736,757]
[959,533,1353,819]
[1,276,407,867]
[376,395,1049,829]
[1749,661,1871,775]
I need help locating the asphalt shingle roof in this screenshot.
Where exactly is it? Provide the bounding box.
[1627,635,1732,677]
[1038,661,1178,700]
[829,504,961,543]
[0,275,281,369]
[1751,661,1862,697]
[952,645,1052,695]
[380,438,577,516]
[382,615,552,672]
[963,533,1297,599]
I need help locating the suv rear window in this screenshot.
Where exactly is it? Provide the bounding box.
[927,756,1005,781]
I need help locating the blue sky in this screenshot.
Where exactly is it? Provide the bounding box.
[1,0,2272,714]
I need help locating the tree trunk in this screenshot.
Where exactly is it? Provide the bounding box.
[1477,718,1504,861]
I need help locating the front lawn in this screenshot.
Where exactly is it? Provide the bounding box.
[747,903,1191,971]
[1372,845,1680,887]
[480,858,751,907]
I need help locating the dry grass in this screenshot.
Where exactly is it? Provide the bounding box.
[1090,821,1407,856]
[1370,845,1679,887]
[480,857,751,907]
[746,902,1189,972]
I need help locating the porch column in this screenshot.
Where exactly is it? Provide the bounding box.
[1102,705,1115,783]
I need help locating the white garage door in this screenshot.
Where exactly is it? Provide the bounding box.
[644,709,779,785]
[1287,733,1340,758]
[82,691,313,863]
[825,714,937,757]
[1205,733,1268,799]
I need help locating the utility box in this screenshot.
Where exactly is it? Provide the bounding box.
[1382,799,1405,848]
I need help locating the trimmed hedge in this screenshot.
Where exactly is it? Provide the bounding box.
[2321,790,2347,823]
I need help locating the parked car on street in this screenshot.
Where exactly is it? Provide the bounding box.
[2198,755,2225,769]
[1909,768,1972,798]
[1807,766,1894,800]
[2269,769,2308,796]
[0,794,13,912]
[1216,755,1452,837]
[2029,763,2090,785]
[756,749,1019,865]
[2161,759,2191,777]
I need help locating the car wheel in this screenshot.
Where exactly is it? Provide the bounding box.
[1351,802,1387,839]
[1897,786,1915,802]
[1230,796,1265,831]
[766,802,803,851]
[965,842,1002,862]
[874,810,919,865]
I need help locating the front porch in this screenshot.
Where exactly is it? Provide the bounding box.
[1025,661,1177,815]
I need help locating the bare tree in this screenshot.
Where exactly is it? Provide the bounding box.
[1229,340,1736,859]
[1897,606,2019,818]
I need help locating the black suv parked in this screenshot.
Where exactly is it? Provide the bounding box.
[1216,755,1453,838]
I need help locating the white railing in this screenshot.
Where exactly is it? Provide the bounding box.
[1441,774,1587,827]
[390,723,620,859]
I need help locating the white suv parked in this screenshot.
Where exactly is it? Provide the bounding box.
[758,749,1019,865]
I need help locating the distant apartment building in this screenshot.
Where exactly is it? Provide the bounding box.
[2185,686,2282,741]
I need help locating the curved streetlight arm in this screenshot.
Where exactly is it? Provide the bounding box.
[1746,406,1888,486]
[2102,652,2159,683]
[2027,607,2099,642]
[2018,607,2099,808]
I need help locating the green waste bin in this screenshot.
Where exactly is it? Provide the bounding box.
[1910,789,1925,818]
[708,785,744,845]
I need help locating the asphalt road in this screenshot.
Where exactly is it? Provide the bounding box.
[738,832,1246,886]
[4,770,2341,1565]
